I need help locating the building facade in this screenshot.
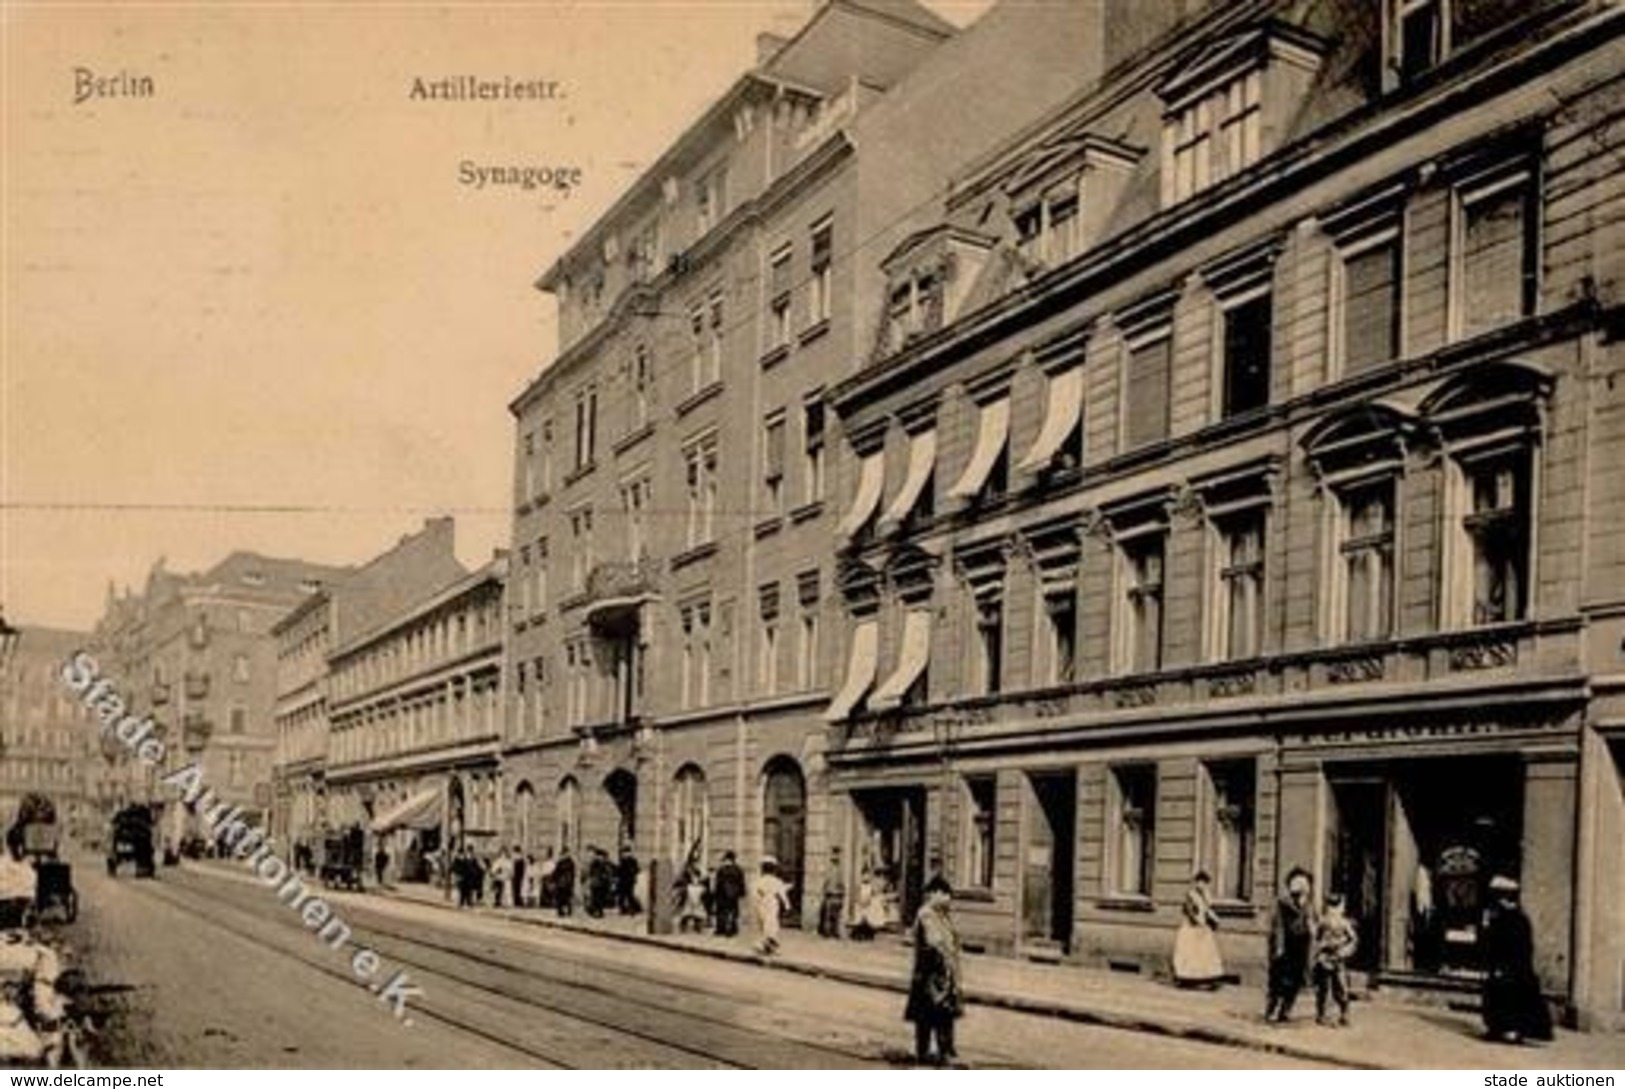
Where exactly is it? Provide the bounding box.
[501,0,1104,921]
[821,0,1624,1029]
[1,626,96,840]
[324,554,507,882]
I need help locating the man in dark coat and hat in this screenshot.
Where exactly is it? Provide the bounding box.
[712,850,746,937]
[1265,866,1316,1023]
[1480,876,1553,1044]
[552,846,576,916]
[905,875,963,1067]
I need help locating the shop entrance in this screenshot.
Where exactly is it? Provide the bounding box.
[1326,756,1523,979]
[762,757,807,924]
[852,787,927,930]
[1021,772,1076,952]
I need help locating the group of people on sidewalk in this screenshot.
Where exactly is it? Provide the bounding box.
[442,843,647,916]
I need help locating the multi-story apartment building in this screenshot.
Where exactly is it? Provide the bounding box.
[822,0,1624,1029]
[89,553,349,842]
[324,551,506,881]
[502,0,1101,921]
[270,518,467,854]
[0,626,96,838]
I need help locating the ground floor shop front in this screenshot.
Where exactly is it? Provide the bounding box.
[325,756,501,885]
[826,696,1609,1025]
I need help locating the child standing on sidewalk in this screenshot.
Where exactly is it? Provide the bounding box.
[1313,893,1359,1027]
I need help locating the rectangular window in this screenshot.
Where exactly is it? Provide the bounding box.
[706,290,725,387]
[769,245,792,350]
[1216,513,1266,660]
[233,654,250,683]
[689,303,707,394]
[762,411,786,516]
[1221,292,1272,417]
[1395,0,1445,83]
[535,540,549,616]
[1340,234,1401,376]
[1125,334,1173,447]
[809,219,833,326]
[620,476,651,562]
[802,392,827,505]
[229,707,247,735]
[964,776,996,890]
[696,164,728,234]
[573,386,598,470]
[680,603,713,709]
[1216,70,1262,183]
[569,507,594,592]
[683,434,720,548]
[1122,535,1166,673]
[758,584,780,697]
[1203,760,1256,903]
[1458,174,1535,339]
[631,346,652,430]
[974,597,1004,696]
[1111,764,1157,897]
[539,419,554,492]
[1463,452,1531,625]
[1340,482,1395,642]
[1041,586,1077,686]
[521,431,536,501]
[797,571,821,690]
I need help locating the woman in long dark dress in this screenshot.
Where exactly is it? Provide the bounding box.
[1480,876,1553,1044]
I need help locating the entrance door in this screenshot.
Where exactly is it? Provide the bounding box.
[1022,773,1077,951]
[1328,779,1387,973]
[853,787,927,927]
[762,758,807,924]
[604,769,638,851]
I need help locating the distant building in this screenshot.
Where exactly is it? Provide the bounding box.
[0,626,96,839]
[821,0,1624,1031]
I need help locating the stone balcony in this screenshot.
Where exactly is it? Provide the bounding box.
[583,556,661,634]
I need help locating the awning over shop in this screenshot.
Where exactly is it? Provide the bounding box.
[369,788,440,835]
[824,619,879,722]
[877,430,937,535]
[837,453,886,541]
[1015,367,1082,475]
[871,609,932,711]
[947,398,1010,503]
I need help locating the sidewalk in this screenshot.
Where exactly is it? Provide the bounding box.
[370,880,1621,1070]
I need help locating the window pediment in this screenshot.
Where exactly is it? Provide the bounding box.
[1003,133,1143,207]
[1157,18,1328,114]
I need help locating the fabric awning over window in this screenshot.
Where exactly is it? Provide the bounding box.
[877,430,937,535]
[837,453,885,541]
[370,788,441,835]
[1015,368,1083,475]
[824,619,879,722]
[948,398,1010,503]
[871,609,932,711]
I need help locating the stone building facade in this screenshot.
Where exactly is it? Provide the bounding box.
[820,0,1624,1029]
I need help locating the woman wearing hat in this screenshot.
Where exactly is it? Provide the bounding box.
[905,875,963,1066]
[1480,876,1553,1044]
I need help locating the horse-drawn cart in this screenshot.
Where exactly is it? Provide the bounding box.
[10,795,76,924]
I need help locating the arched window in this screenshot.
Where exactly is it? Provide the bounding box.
[556,776,582,858]
[515,780,536,853]
[671,764,709,867]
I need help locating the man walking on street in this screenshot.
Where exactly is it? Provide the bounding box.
[1266,867,1316,1023]
[616,846,642,915]
[552,846,576,916]
[511,847,527,908]
[712,850,745,937]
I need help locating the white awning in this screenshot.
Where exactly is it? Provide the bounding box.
[871,609,933,710]
[877,430,937,534]
[824,619,879,722]
[947,398,1010,503]
[1015,367,1083,475]
[370,788,440,835]
[836,453,885,541]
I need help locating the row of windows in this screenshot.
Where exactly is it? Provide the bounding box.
[329,600,501,701]
[958,760,1257,902]
[329,680,500,765]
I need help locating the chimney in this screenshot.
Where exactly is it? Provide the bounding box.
[757,32,788,66]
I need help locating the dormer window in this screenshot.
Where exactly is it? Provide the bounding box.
[1003,134,1139,273]
[1158,21,1326,207]
[1015,186,1081,267]
[885,272,942,353]
[1391,0,1447,86]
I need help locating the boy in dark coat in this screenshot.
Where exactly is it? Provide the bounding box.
[904,875,962,1067]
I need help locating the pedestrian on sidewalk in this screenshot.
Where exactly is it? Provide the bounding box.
[490,850,512,908]
[752,857,792,955]
[905,875,963,1068]
[1480,876,1552,1045]
[817,851,845,939]
[1265,866,1316,1024]
[586,847,614,918]
[1172,870,1224,989]
[676,863,709,934]
[552,847,576,917]
[712,851,745,937]
[849,867,887,941]
[1312,893,1358,1026]
[511,847,527,909]
[373,844,390,889]
[616,846,642,915]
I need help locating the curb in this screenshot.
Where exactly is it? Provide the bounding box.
[372,886,1375,1070]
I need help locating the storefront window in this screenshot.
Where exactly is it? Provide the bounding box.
[1111,764,1157,897]
[963,776,996,890]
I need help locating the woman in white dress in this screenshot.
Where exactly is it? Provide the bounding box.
[1172,870,1226,988]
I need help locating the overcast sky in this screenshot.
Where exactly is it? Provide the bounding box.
[2,0,991,631]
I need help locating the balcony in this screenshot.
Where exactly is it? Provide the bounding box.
[182,713,213,753]
[831,620,1583,759]
[583,557,660,635]
[184,672,210,700]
